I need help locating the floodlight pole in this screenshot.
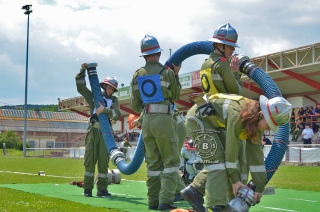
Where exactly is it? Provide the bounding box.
[22,5,32,157]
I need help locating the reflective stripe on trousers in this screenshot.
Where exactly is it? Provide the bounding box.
[85,171,94,177]
[206,163,226,171]
[98,172,108,178]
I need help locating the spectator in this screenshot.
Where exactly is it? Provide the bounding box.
[302,124,313,148]
[314,104,320,132]
[297,107,306,121]
[291,118,305,142]
[129,132,133,141]
[122,137,132,160]
[290,108,296,134]
[114,134,119,142]
[315,128,320,144]
[308,106,317,132]
[119,139,124,152]
[262,134,272,145]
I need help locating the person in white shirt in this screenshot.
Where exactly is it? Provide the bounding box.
[302,124,314,148]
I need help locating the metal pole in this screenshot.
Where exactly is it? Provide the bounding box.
[169,48,172,56]
[3,143,6,155]
[23,12,31,157]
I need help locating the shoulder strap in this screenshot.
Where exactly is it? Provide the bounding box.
[210,58,222,69]
[159,67,167,75]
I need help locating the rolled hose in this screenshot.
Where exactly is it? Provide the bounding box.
[86,63,144,175]
[165,41,289,182]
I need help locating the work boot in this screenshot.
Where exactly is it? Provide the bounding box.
[84,189,92,197]
[97,189,111,197]
[173,193,185,202]
[158,203,177,210]
[148,205,158,210]
[180,185,205,212]
[205,205,225,212]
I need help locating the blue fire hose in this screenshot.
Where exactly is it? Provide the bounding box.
[86,63,144,175]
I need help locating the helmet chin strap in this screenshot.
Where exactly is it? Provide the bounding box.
[217,44,226,58]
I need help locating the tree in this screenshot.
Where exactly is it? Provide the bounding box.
[0,130,21,149]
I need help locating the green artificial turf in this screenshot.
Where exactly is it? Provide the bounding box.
[1,150,320,211]
[0,181,191,212]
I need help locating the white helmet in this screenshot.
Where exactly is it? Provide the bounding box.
[260,95,292,133]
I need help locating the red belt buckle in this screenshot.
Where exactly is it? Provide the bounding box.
[146,104,150,113]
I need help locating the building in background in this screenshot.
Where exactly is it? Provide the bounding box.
[0,109,88,148]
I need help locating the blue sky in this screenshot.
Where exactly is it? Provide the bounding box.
[1,0,320,106]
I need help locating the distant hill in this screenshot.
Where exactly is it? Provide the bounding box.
[0,104,59,112]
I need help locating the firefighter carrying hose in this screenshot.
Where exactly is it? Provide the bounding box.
[76,64,121,197]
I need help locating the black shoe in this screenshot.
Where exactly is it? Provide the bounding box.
[205,205,225,212]
[96,189,111,197]
[158,203,177,210]
[180,185,205,212]
[84,189,92,197]
[173,193,185,202]
[148,205,158,210]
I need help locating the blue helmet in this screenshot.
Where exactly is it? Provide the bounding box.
[140,34,163,56]
[209,23,239,48]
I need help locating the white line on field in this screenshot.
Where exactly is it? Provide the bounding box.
[0,170,81,179]
[289,198,318,202]
[257,206,298,211]
[0,170,147,182]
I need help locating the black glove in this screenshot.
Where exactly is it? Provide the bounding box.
[196,102,214,118]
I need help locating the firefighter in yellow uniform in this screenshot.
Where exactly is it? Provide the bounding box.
[76,64,121,197]
[130,35,182,210]
[180,23,246,212]
[185,93,292,211]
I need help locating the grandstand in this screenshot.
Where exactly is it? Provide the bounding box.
[0,109,88,149]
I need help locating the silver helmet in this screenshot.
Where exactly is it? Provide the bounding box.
[140,34,163,56]
[209,23,239,48]
[100,76,118,92]
[260,95,292,133]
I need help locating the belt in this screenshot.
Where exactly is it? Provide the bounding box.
[144,104,173,114]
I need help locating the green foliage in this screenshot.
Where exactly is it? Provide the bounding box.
[38,105,59,112]
[15,141,30,150]
[0,130,21,149]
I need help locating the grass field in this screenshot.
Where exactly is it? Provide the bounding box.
[1,149,320,211]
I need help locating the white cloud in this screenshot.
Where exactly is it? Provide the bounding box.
[1,0,320,105]
[246,37,293,57]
